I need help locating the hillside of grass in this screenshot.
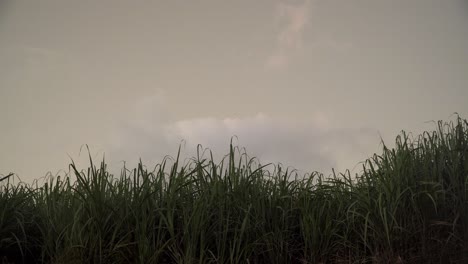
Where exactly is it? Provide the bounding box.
[1,117,468,263]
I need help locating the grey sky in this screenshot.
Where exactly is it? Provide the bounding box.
[1,0,467,182]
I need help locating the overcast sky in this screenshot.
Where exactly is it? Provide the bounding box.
[1,0,468,182]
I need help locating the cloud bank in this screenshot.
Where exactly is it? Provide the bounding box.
[105,94,380,176]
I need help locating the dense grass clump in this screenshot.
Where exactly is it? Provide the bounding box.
[1,116,468,263]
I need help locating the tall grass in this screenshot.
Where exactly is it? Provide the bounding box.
[1,116,468,263]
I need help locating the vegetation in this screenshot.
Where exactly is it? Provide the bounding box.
[1,116,468,263]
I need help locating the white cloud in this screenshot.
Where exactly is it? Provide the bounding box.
[105,94,380,176]
[266,0,311,70]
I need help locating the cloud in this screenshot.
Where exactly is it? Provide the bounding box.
[265,0,311,70]
[105,94,380,176]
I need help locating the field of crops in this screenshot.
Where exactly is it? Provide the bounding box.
[1,117,468,263]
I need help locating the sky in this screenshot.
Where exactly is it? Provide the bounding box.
[1,0,468,183]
